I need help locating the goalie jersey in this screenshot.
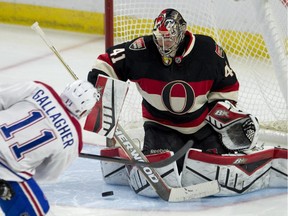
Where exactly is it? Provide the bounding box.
[0,81,82,182]
[88,31,239,134]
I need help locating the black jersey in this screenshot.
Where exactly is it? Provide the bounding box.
[88,31,239,134]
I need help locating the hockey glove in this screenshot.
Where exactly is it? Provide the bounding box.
[205,101,259,151]
[0,179,14,200]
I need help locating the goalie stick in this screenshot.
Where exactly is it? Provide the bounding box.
[80,140,193,168]
[109,124,220,201]
[31,22,220,201]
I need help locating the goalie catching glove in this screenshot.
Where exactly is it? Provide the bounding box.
[205,100,259,151]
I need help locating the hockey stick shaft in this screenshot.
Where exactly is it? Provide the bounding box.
[31,22,220,201]
[80,140,193,168]
[31,22,79,80]
[31,21,113,146]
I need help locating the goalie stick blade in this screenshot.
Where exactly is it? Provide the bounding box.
[168,180,220,202]
[79,140,193,168]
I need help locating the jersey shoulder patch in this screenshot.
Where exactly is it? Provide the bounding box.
[129,37,147,51]
[215,43,225,58]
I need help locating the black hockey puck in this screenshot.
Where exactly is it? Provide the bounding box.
[102,191,114,197]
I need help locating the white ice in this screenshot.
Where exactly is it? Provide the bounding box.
[0,24,287,216]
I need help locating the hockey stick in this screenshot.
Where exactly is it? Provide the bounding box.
[80,140,193,168]
[112,125,220,201]
[31,22,220,201]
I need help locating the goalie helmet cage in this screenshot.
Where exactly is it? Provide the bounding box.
[104,0,287,145]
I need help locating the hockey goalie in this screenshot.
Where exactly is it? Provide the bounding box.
[86,8,287,199]
[88,74,287,198]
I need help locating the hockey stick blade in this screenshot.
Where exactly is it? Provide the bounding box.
[79,140,193,168]
[168,180,220,202]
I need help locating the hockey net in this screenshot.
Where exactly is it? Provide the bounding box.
[105,0,288,145]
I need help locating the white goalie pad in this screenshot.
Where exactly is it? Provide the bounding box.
[127,152,181,197]
[100,147,129,186]
[181,147,287,196]
[84,75,129,138]
[269,148,288,188]
[206,100,259,150]
[101,161,129,186]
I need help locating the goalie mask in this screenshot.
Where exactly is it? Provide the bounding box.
[152,8,187,66]
[61,80,99,119]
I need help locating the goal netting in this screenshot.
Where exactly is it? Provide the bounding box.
[105,0,288,145]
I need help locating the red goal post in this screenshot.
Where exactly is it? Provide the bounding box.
[104,0,287,145]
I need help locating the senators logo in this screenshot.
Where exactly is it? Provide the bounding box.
[129,37,146,51]
[215,43,225,58]
[162,80,195,115]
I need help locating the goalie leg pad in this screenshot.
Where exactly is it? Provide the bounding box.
[269,148,288,187]
[127,151,181,197]
[181,147,287,196]
[100,147,129,186]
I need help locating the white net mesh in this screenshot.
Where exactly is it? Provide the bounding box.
[109,0,287,143]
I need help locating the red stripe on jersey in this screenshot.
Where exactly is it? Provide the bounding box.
[21,171,33,178]
[133,78,214,97]
[142,105,209,128]
[21,182,44,215]
[98,53,113,67]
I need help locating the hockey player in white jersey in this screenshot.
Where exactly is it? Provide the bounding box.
[0,80,99,216]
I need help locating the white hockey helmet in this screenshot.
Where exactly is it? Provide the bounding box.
[60,80,98,119]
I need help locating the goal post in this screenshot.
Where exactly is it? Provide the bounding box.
[105,0,114,49]
[104,0,287,145]
[253,0,287,103]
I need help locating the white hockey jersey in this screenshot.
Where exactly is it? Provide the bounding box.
[0,81,83,182]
